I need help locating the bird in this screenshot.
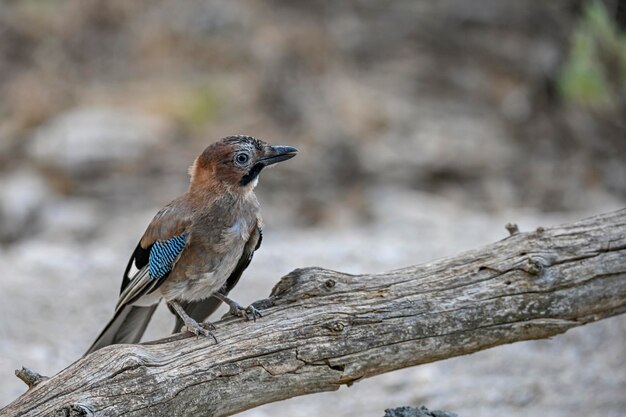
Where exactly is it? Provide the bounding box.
[85,135,297,354]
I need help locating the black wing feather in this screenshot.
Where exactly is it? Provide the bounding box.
[121,243,151,293]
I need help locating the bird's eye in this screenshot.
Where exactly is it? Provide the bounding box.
[235,153,249,165]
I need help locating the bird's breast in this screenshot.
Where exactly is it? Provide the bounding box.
[180,245,243,301]
[161,219,253,302]
[218,217,251,250]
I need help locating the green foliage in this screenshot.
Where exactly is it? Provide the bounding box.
[157,85,222,130]
[180,87,221,129]
[559,0,626,109]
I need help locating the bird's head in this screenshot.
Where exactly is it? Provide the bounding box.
[189,135,298,193]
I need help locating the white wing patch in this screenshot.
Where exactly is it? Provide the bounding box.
[127,261,140,279]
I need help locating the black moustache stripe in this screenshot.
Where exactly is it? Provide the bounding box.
[240,163,264,186]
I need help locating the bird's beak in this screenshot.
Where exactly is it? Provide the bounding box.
[259,145,298,166]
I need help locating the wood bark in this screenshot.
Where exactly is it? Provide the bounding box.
[2,209,626,417]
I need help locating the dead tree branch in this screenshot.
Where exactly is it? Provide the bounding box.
[2,209,626,417]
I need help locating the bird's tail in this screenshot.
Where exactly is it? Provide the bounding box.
[85,304,158,355]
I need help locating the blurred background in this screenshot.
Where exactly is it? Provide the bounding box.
[0,1,625,415]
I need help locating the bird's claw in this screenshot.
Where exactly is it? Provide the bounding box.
[200,321,216,331]
[184,319,218,343]
[229,303,263,322]
[244,305,263,322]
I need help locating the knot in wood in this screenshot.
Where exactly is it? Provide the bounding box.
[15,366,47,388]
[525,256,544,275]
[505,222,520,235]
[327,321,345,332]
[55,403,93,417]
[324,279,336,289]
[121,355,144,368]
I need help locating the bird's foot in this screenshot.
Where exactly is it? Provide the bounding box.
[183,318,218,343]
[229,303,263,322]
[200,320,216,331]
[213,293,263,322]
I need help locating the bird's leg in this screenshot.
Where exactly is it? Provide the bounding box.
[212,292,262,322]
[168,300,217,343]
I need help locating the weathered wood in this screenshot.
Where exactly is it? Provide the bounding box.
[384,406,458,417]
[14,368,47,389]
[2,209,626,417]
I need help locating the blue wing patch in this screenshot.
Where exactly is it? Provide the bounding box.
[149,232,189,280]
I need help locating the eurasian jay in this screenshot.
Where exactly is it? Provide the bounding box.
[86,135,297,354]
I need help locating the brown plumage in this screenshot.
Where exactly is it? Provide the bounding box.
[86,135,297,354]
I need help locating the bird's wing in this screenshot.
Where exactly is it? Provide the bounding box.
[172,220,262,332]
[222,222,263,293]
[116,201,192,311]
[86,201,193,354]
